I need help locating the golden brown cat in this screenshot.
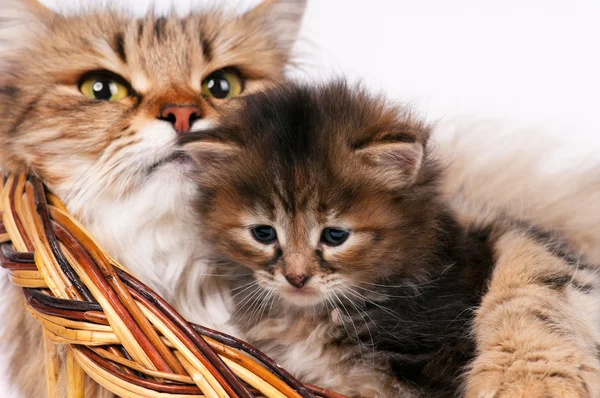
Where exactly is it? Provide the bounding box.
[0,0,306,396]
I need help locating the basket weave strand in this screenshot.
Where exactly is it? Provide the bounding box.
[0,174,346,398]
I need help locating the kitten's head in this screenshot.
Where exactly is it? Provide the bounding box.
[0,0,306,215]
[183,82,441,308]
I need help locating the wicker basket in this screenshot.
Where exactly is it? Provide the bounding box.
[0,174,345,398]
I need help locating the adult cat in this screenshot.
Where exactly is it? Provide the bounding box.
[0,0,306,396]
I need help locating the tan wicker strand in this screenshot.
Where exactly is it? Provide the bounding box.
[0,174,346,398]
[2,176,29,252]
[44,330,62,398]
[67,347,85,398]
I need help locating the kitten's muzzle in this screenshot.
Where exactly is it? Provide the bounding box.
[159,105,202,135]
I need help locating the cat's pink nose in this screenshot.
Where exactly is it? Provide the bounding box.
[285,274,310,289]
[160,105,201,134]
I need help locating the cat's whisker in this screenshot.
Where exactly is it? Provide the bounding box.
[231,281,258,299]
[247,287,269,322]
[349,283,421,300]
[323,288,354,346]
[267,291,279,318]
[337,288,377,364]
[250,288,273,323]
[343,291,379,369]
[330,289,363,354]
[220,280,259,297]
[257,289,276,325]
[345,287,406,324]
[234,285,268,322]
[357,279,437,290]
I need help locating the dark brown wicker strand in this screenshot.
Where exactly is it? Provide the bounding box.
[27,287,102,312]
[1,243,35,263]
[25,290,101,323]
[31,178,95,301]
[0,248,36,271]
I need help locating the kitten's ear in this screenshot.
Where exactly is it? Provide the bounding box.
[242,0,307,56]
[354,129,429,190]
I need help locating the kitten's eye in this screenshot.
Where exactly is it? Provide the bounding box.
[80,75,129,102]
[320,228,350,246]
[201,69,243,99]
[251,225,277,244]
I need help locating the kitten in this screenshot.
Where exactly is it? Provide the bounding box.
[183,82,600,397]
[0,0,306,396]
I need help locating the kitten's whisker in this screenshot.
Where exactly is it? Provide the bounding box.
[235,286,268,322]
[345,287,406,324]
[330,290,362,354]
[228,280,260,300]
[349,283,424,300]
[267,291,279,318]
[337,288,377,365]
[257,289,276,325]
[198,272,253,277]
[252,288,273,323]
[249,288,270,323]
[357,279,436,290]
[230,284,263,318]
[323,289,353,344]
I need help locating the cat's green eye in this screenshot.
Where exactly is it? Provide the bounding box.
[79,75,129,102]
[201,69,243,99]
[321,228,350,246]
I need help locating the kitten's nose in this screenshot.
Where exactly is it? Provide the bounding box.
[159,105,201,134]
[285,274,310,289]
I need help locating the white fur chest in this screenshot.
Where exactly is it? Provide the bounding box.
[64,168,241,336]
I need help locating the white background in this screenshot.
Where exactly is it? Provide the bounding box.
[2,0,600,396]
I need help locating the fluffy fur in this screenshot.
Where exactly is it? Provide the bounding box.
[0,0,306,396]
[184,82,600,397]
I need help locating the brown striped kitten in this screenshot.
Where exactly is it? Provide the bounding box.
[0,0,306,396]
[183,82,600,397]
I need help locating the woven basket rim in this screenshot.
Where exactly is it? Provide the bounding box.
[0,173,346,398]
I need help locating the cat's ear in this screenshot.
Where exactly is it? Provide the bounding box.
[242,0,307,56]
[354,128,429,190]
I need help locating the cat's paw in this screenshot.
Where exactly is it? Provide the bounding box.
[465,353,600,398]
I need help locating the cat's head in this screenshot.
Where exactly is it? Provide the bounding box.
[0,0,306,216]
[183,82,441,308]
